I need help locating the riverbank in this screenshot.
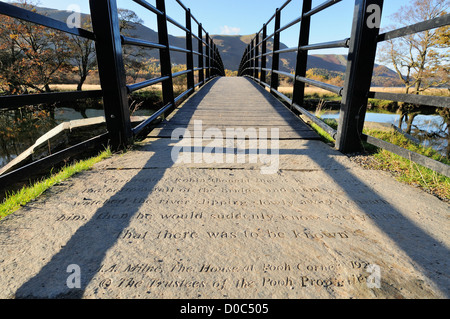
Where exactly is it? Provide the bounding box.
[303,118,450,202]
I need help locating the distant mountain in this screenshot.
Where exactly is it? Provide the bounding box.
[35,6,400,85]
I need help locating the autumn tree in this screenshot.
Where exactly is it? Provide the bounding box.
[0,0,71,95]
[68,16,97,91]
[378,0,449,131]
[118,8,147,83]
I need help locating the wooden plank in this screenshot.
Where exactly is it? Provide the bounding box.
[155,77,319,141]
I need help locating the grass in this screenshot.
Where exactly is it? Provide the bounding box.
[362,129,450,200]
[305,116,450,201]
[0,148,112,220]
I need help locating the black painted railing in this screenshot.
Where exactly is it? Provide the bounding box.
[0,0,224,187]
[238,0,450,177]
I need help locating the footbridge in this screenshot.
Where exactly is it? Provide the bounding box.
[0,0,449,299]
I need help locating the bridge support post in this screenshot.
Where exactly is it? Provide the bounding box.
[250,39,255,79]
[156,0,175,115]
[205,33,210,79]
[89,0,132,150]
[254,34,259,81]
[260,24,267,85]
[336,0,384,153]
[270,9,281,91]
[292,0,312,111]
[185,9,195,91]
[198,24,204,86]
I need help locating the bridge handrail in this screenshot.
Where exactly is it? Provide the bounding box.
[0,0,224,188]
[238,0,450,178]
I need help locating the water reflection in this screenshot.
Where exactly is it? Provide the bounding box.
[321,111,449,157]
[0,103,154,169]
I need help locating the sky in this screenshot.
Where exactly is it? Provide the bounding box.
[19,0,412,54]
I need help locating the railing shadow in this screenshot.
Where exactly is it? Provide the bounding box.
[14,78,219,299]
[248,79,450,297]
[14,76,449,298]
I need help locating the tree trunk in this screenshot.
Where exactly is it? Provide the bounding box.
[405,112,419,135]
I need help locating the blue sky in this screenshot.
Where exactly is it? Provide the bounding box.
[22,0,411,53]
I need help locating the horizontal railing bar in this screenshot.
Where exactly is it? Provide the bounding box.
[260,80,271,89]
[132,103,173,136]
[299,38,350,51]
[172,69,192,78]
[167,15,189,33]
[362,134,450,177]
[132,0,163,15]
[273,47,299,54]
[261,51,273,57]
[261,0,292,27]
[192,50,202,56]
[0,90,103,110]
[277,16,302,34]
[175,0,189,12]
[265,12,277,27]
[0,2,95,39]
[263,32,275,42]
[272,70,295,79]
[174,87,194,103]
[292,103,338,139]
[121,36,166,49]
[304,0,342,18]
[168,45,190,53]
[369,91,450,108]
[296,76,343,95]
[279,0,293,12]
[191,14,201,27]
[271,88,292,105]
[0,133,109,186]
[127,76,170,93]
[174,0,205,32]
[194,81,204,88]
[377,14,450,42]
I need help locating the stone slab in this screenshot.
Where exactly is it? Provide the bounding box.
[0,145,448,299]
[0,77,448,299]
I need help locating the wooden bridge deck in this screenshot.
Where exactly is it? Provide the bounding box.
[149,77,319,140]
[0,77,449,299]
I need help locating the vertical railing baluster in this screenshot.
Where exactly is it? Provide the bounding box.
[185,8,195,91]
[336,0,384,153]
[156,0,175,114]
[89,0,131,150]
[260,24,267,85]
[250,39,254,79]
[198,23,204,86]
[254,33,259,82]
[210,38,214,77]
[212,44,217,77]
[205,33,210,79]
[270,9,281,91]
[292,0,312,111]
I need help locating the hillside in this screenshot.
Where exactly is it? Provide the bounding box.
[36,6,401,86]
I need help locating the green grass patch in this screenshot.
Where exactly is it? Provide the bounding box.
[363,129,450,200]
[0,148,112,220]
[306,116,450,200]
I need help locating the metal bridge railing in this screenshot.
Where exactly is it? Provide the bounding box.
[0,0,224,187]
[238,0,450,177]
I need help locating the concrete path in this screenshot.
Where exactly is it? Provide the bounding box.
[0,77,448,299]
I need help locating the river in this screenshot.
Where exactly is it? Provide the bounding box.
[321,111,449,157]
